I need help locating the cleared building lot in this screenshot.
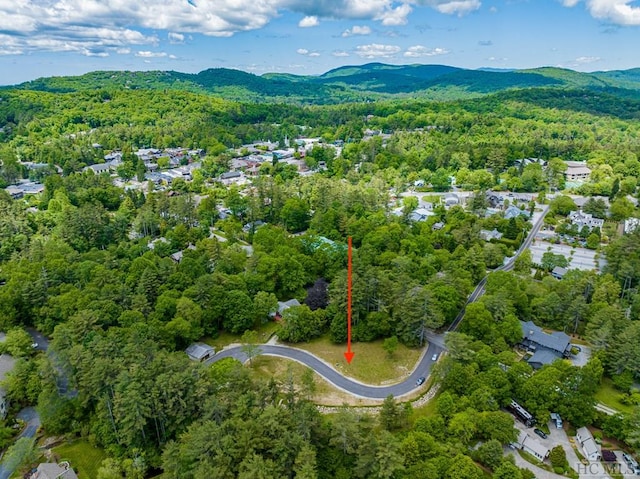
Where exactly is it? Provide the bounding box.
[529,239,607,272]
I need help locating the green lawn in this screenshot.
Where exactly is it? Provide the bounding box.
[201,321,279,351]
[293,335,423,385]
[53,440,107,478]
[594,378,635,415]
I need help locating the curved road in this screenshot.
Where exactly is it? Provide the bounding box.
[208,204,550,399]
[208,343,444,399]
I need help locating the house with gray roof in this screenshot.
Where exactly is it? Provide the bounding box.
[84,163,111,175]
[185,343,215,362]
[480,229,503,241]
[515,430,549,461]
[520,321,572,369]
[576,427,600,461]
[32,462,78,479]
[504,205,528,220]
[271,299,301,319]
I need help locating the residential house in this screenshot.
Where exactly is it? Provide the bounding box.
[564,161,591,182]
[624,218,640,234]
[5,186,24,199]
[31,462,78,479]
[520,321,572,369]
[551,266,567,280]
[170,244,197,263]
[219,171,244,185]
[272,299,301,319]
[514,158,548,168]
[432,222,445,231]
[443,193,460,208]
[185,343,215,362]
[576,427,600,461]
[568,210,604,230]
[504,205,527,220]
[414,179,425,188]
[480,229,503,241]
[83,163,111,175]
[408,208,435,222]
[515,430,550,461]
[0,354,16,419]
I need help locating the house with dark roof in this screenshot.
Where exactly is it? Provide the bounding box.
[520,321,572,369]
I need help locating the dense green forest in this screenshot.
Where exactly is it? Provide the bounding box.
[1,67,640,478]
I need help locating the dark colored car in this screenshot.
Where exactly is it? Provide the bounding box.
[416,377,426,386]
[534,428,547,439]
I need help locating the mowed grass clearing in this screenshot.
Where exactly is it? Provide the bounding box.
[594,378,636,415]
[291,336,424,385]
[53,440,107,478]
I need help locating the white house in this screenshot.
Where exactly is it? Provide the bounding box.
[515,430,550,461]
[568,211,604,230]
[564,161,591,182]
[624,218,640,234]
[576,427,600,462]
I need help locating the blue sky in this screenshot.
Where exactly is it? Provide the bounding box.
[1,0,640,85]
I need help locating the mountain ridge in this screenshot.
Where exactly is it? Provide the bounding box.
[5,63,640,104]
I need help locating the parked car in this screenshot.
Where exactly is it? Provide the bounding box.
[534,428,547,439]
[623,453,633,465]
[416,377,426,386]
[431,353,438,361]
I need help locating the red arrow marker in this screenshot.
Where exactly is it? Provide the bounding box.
[344,236,355,364]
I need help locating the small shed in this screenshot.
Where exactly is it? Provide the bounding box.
[185,342,215,362]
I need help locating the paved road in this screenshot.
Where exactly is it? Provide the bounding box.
[208,343,444,399]
[0,408,41,479]
[209,204,550,400]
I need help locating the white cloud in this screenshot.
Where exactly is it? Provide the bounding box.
[82,49,109,57]
[135,51,168,58]
[298,15,319,27]
[562,0,640,25]
[168,32,185,43]
[376,4,413,25]
[342,25,372,37]
[297,48,320,57]
[333,50,350,57]
[574,56,601,64]
[355,43,402,58]
[116,48,131,54]
[404,45,449,57]
[414,0,481,15]
[0,0,485,57]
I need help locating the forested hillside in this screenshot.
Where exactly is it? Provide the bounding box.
[6,63,640,103]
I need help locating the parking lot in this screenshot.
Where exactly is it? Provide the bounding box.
[529,239,607,272]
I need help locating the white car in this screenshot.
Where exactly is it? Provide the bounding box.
[431,353,438,361]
